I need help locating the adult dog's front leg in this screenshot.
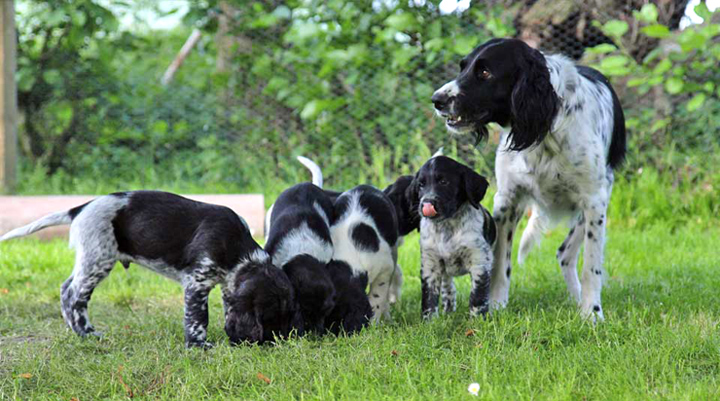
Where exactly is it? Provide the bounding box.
[183,281,213,348]
[579,200,609,322]
[489,194,523,309]
[420,252,441,320]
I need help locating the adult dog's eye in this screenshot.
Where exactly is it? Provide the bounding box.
[478,69,492,80]
[418,179,426,188]
[439,178,449,186]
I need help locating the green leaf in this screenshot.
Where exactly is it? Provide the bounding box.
[650,118,669,132]
[641,24,670,38]
[600,55,630,69]
[385,13,417,31]
[686,93,706,111]
[300,100,321,120]
[652,59,672,75]
[627,78,646,87]
[602,20,629,38]
[42,69,61,85]
[587,43,617,54]
[703,82,715,93]
[678,31,707,52]
[16,68,35,91]
[272,5,292,19]
[453,36,478,55]
[71,10,86,26]
[637,4,659,23]
[694,2,712,21]
[151,120,168,137]
[664,77,684,94]
[427,20,442,39]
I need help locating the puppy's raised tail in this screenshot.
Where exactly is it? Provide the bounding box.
[296,156,323,188]
[517,206,548,266]
[0,202,89,242]
[1,211,71,242]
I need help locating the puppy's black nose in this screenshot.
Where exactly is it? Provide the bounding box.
[431,92,449,111]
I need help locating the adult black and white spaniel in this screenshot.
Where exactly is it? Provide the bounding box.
[0,191,300,347]
[431,38,626,321]
[408,156,496,319]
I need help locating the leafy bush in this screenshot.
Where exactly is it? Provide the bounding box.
[585,3,720,186]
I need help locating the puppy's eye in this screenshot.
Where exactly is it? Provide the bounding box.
[478,69,492,80]
[439,178,449,186]
[418,179,426,188]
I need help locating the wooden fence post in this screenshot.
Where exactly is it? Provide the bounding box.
[0,0,18,194]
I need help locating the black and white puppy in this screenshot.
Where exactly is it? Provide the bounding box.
[0,191,300,347]
[264,182,339,334]
[408,156,496,319]
[330,185,402,323]
[431,38,626,321]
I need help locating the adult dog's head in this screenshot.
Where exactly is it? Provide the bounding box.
[431,38,559,151]
[282,254,337,335]
[224,260,302,345]
[408,156,489,221]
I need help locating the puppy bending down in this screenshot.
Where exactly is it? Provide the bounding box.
[264,183,339,334]
[0,191,299,347]
[331,185,402,324]
[409,156,496,319]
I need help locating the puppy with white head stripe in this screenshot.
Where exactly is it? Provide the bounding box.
[330,185,402,325]
[264,182,341,334]
[0,191,300,347]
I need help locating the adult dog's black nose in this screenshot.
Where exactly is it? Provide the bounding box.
[431,91,449,111]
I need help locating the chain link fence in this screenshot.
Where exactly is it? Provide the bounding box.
[13,0,699,196]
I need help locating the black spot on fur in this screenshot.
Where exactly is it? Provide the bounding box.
[482,208,497,245]
[350,223,380,252]
[577,66,626,168]
[506,267,511,278]
[587,231,594,239]
[593,305,601,312]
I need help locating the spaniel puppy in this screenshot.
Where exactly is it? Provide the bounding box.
[264,183,341,334]
[431,38,626,320]
[408,156,495,319]
[0,191,300,347]
[330,185,402,324]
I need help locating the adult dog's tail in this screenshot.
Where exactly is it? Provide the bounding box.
[1,211,73,242]
[296,156,324,188]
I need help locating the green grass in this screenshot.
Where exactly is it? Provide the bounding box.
[1,222,720,400]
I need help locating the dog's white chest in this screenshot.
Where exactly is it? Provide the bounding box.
[420,216,481,277]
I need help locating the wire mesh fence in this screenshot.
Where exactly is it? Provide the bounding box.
[13,0,710,196]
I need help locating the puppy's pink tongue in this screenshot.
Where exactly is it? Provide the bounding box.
[422,203,437,217]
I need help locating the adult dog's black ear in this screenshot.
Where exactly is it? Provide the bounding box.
[509,45,559,151]
[463,167,489,209]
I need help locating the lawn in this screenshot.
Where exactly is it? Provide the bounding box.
[1,222,719,400]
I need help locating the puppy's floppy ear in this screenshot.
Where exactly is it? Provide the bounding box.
[225,306,263,345]
[462,167,489,209]
[224,281,264,345]
[405,173,420,204]
[509,45,559,151]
